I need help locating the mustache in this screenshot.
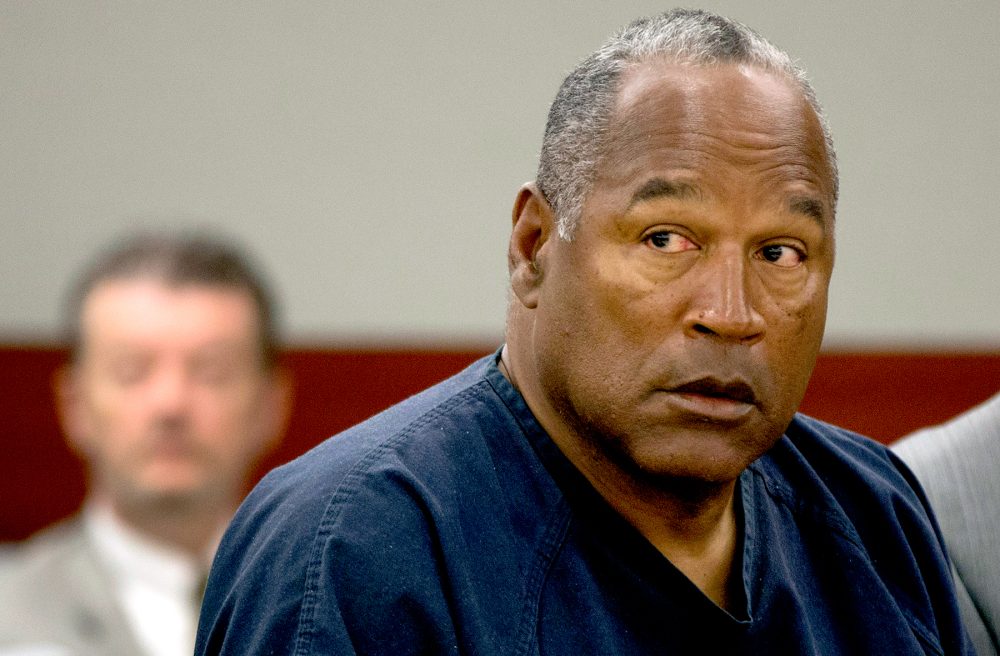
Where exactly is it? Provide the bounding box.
[149,416,192,436]
[669,377,759,405]
[141,417,197,447]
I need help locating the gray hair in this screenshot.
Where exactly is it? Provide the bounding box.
[65,231,280,368]
[536,8,838,239]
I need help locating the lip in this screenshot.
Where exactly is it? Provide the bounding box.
[661,377,759,423]
[665,391,756,423]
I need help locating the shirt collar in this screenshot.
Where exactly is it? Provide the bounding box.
[83,500,209,597]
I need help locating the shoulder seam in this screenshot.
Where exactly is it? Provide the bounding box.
[291,381,493,654]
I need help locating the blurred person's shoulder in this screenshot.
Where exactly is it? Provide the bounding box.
[0,518,88,585]
[0,518,94,654]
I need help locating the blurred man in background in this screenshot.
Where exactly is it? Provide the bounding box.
[0,233,289,656]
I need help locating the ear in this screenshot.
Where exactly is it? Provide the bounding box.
[509,182,556,310]
[53,364,94,458]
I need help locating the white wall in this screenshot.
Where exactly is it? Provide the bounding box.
[2,1,997,348]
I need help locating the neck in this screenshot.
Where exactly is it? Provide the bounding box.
[616,475,741,610]
[569,435,742,609]
[97,492,232,558]
[500,337,743,610]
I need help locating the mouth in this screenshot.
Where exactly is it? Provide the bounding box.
[143,429,199,460]
[673,378,758,404]
[664,377,759,422]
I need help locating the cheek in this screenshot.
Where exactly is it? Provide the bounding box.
[790,280,828,339]
[586,257,684,342]
[761,267,829,332]
[542,277,650,380]
[191,385,264,445]
[763,289,828,406]
[88,387,147,440]
[72,397,148,470]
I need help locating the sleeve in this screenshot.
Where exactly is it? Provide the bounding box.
[785,416,979,655]
[194,469,356,656]
[194,460,465,656]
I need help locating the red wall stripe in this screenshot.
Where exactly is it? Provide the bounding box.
[1,346,997,542]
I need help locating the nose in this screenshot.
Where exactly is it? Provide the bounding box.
[147,363,192,418]
[684,250,765,345]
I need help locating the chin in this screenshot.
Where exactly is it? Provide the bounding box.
[138,459,210,488]
[616,426,778,486]
[634,456,749,488]
[125,475,214,509]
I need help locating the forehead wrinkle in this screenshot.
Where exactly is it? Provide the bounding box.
[591,63,835,228]
[599,118,825,195]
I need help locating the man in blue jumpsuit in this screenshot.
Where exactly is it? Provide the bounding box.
[197,9,973,654]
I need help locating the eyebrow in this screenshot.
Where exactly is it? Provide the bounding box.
[626,178,702,211]
[789,196,827,224]
[628,177,828,226]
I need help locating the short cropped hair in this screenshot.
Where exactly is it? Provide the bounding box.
[64,232,280,368]
[536,8,838,239]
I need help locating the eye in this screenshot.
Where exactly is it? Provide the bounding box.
[191,357,240,386]
[108,356,151,386]
[645,231,698,253]
[757,244,805,268]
